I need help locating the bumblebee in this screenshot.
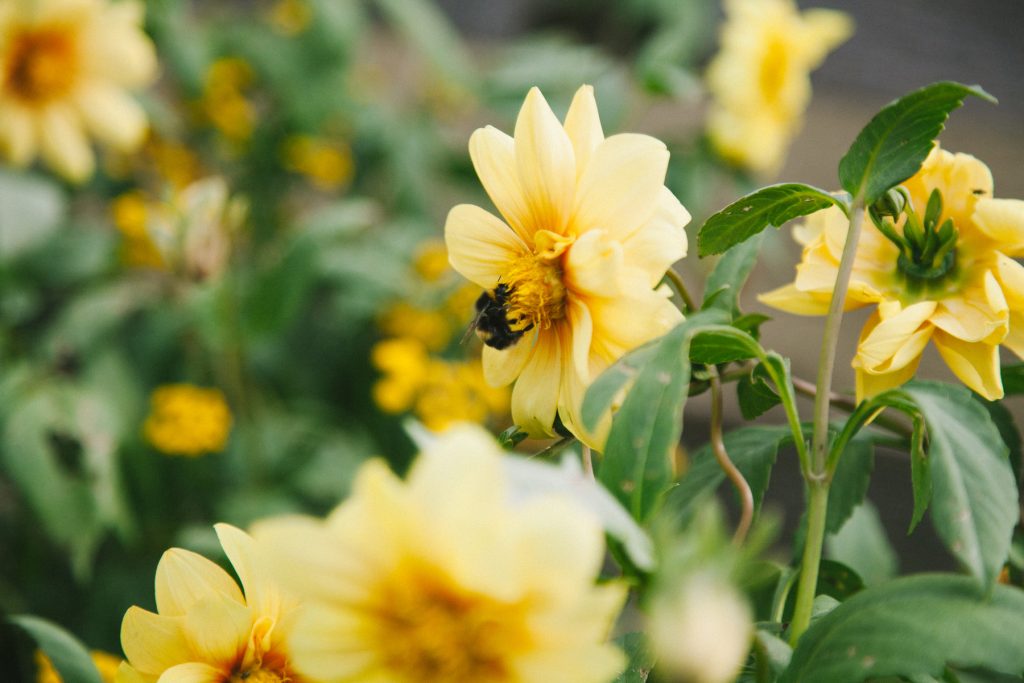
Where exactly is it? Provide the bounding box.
[469,284,533,350]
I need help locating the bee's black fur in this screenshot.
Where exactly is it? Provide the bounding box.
[472,284,532,350]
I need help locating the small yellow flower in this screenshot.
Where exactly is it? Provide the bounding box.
[202,58,256,143]
[371,337,432,413]
[144,384,232,457]
[379,302,453,351]
[111,191,165,270]
[706,0,852,175]
[282,135,354,191]
[0,0,157,181]
[414,358,511,431]
[268,0,312,36]
[118,524,302,683]
[37,649,121,683]
[253,425,626,683]
[761,146,1024,400]
[445,85,689,444]
[413,239,452,282]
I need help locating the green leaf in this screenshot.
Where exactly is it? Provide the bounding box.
[697,184,844,257]
[689,325,763,365]
[826,437,874,534]
[613,632,655,683]
[581,340,660,431]
[498,425,529,450]
[738,363,783,420]
[9,615,103,683]
[702,232,763,315]
[1002,363,1024,395]
[826,500,898,587]
[755,629,793,678]
[902,382,1017,589]
[838,82,995,203]
[780,575,1024,682]
[374,0,477,88]
[0,170,65,260]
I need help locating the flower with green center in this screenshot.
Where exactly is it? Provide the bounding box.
[761,145,1024,400]
[253,424,627,683]
[706,0,852,175]
[445,84,690,444]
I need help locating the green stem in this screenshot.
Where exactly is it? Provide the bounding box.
[789,201,866,644]
[664,267,697,313]
[709,366,753,544]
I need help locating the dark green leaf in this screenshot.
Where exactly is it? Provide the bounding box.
[1002,363,1024,395]
[826,500,898,587]
[838,82,995,203]
[781,575,1024,682]
[982,400,1021,491]
[9,615,102,683]
[697,184,843,257]
[826,437,874,534]
[498,425,528,450]
[613,632,655,683]
[755,629,793,678]
[689,325,763,365]
[702,232,763,315]
[738,364,783,420]
[581,340,660,431]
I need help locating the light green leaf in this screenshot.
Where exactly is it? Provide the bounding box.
[9,615,103,683]
[689,325,763,365]
[374,0,477,88]
[838,82,995,203]
[781,575,1024,682]
[613,632,655,683]
[702,232,763,316]
[0,170,65,260]
[697,184,844,257]
[826,500,898,587]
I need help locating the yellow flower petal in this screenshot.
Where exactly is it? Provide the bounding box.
[855,302,935,372]
[512,327,561,437]
[214,523,279,620]
[80,3,158,88]
[445,203,526,288]
[855,351,923,403]
[621,187,690,287]
[565,229,626,298]
[469,126,533,242]
[482,328,538,387]
[929,271,1008,344]
[566,295,594,382]
[571,133,669,241]
[37,104,94,182]
[514,87,576,234]
[286,603,379,681]
[995,253,1024,310]
[515,497,604,599]
[1005,311,1024,359]
[0,101,37,165]
[154,548,244,617]
[114,661,153,683]
[933,331,1003,400]
[973,198,1024,255]
[563,84,604,179]
[589,290,681,361]
[800,9,854,64]
[150,662,223,683]
[120,607,190,676]
[757,283,831,315]
[182,593,252,668]
[75,81,148,151]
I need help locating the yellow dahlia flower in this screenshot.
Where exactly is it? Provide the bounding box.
[0,0,156,181]
[118,524,302,683]
[761,146,1024,401]
[706,0,852,175]
[144,384,232,457]
[253,425,627,683]
[445,85,689,443]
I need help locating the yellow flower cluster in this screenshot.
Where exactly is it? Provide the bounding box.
[143,384,232,457]
[372,337,510,431]
[268,0,313,36]
[706,0,852,175]
[282,135,354,191]
[111,191,165,270]
[202,57,256,144]
[36,649,120,683]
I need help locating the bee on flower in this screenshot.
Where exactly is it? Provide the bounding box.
[445,84,690,446]
[761,145,1024,400]
[0,0,157,181]
[144,384,232,457]
[706,0,852,176]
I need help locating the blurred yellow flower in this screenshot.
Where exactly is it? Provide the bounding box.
[253,425,626,683]
[0,0,157,181]
[111,191,166,270]
[37,649,120,683]
[706,0,852,176]
[445,85,688,443]
[268,0,312,36]
[282,135,354,191]
[118,524,302,683]
[202,57,256,143]
[761,146,1024,400]
[371,336,431,413]
[144,384,232,457]
[379,302,453,351]
[414,239,452,282]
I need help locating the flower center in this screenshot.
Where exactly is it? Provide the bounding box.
[4,25,79,104]
[504,253,567,330]
[228,668,285,683]
[377,573,526,681]
[871,187,959,285]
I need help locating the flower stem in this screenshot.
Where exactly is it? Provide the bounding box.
[664,267,697,313]
[709,366,753,544]
[788,202,866,644]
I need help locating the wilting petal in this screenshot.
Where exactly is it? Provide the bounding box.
[512,327,561,438]
[565,230,625,298]
[482,328,538,387]
[120,607,191,676]
[973,198,1024,255]
[37,104,94,182]
[155,662,224,683]
[757,284,831,315]
[75,81,148,151]
[930,271,1008,343]
[622,188,690,287]
[514,87,576,234]
[155,548,244,617]
[933,332,1003,400]
[445,204,526,288]
[563,85,604,179]
[854,352,924,403]
[571,133,669,241]
[469,126,533,242]
[855,302,935,372]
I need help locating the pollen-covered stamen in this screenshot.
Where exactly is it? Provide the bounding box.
[870,187,959,282]
[229,669,286,683]
[504,253,567,331]
[5,26,79,104]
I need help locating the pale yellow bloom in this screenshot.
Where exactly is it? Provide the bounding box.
[282,135,354,191]
[111,191,165,270]
[118,524,303,683]
[706,0,851,175]
[268,0,312,36]
[144,384,232,456]
[202,58,255,143]
[378,302,453,351]
[761,146,1024,400]
[0,0,156,181]
[371,337,432,413]
[253,425,626,683]
[414,239,452,282]
[445,85,689,444]
[37,649,121,683]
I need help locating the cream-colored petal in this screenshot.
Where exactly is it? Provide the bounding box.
[154,662,224,683]
[563,84,604,179]
[854,352,923,403]
[120,607,191,676]
[444,203,526,288]
[933,332,1004,400]
[994,253,1024,309]
[515,497,604,600]
[155,548,244,617]
[973,198,1024,255]
[0,101,37,166]
[511,327,562,438]
[182,594,252,668]
[37,105,94,182]
[589,290,681,362]
[855,301,936,372]
[80,12,157,87]
[571,133,669,241]
[800,9,854,65]
[757,283,831,315]
[620,187,689,287]
[75,82,148,151]
[287,603,380,681]
[469,126,533,242]
[214,523,279,620]
[565,229,625,298]
[566,295,594,382]
[482,328,538,387]
[930,273,1008,343]
[514,87,576,234]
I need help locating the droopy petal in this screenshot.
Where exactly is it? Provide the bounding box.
[571,133,669,241]
[512,327,561,438]
[445,204,526,288]
[37,104,94,182]
[929,271,1008,343]
[120,607,191,675]
[469,126,533,241]
[621,187,690,287]
[855,302,936,372]
[182,593,252,668]
[514,87,576,234]
[75,81,148,151]
[973,198,1024,255]
[563,85,604,179]
[757,283,831,315]
[155,662,224,683]
[933,332,1003,400]
[565,229,625,298]
[155,548,244,617]
[854,351,923,403]
[482,328,538,387]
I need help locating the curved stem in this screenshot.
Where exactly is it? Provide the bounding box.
[664,267,697,313]
[709,366,753,545]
